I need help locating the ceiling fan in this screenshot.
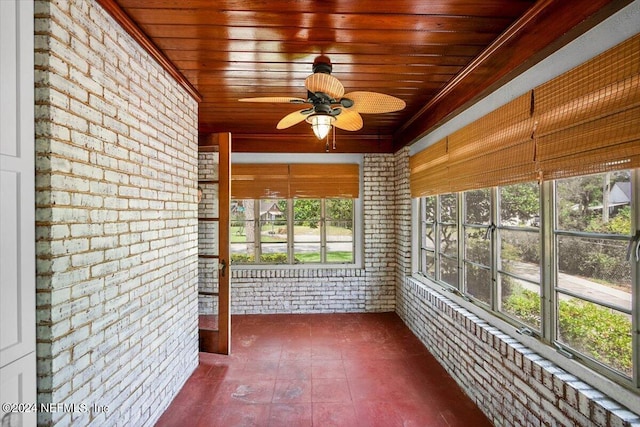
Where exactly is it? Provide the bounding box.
[239,56,406,141]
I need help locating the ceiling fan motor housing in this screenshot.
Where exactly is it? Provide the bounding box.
[314,103,333,114]
[312,55,333,74]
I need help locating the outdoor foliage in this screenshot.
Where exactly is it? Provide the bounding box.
[559,299,632,376]
[556,172,632,288]
[294,199,320,228]
[503,287,632,376]
[500,182,539,224]
[231,253,291,264]
[501,286,541,328]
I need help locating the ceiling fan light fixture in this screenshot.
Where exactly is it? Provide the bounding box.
[306,113,335,140]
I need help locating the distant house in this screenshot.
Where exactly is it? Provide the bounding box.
[587,181,631,215]
[610,182,632,206]
[260,201,284,221]
[231,200,284,221]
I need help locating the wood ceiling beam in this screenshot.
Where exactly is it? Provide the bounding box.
[393,0,633,151]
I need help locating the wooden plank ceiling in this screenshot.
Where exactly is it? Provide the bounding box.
[109,0,628,153]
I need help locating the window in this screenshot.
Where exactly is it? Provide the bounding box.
[231,198,355,265]
[554,171,633,378]
[498,182,541,329]
[463,189,491,305]
[439,193,459,287]
[416,170,638,386]
[418,196,436,279]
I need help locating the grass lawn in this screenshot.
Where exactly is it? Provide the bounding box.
[295,251,353,263]
[231,225,352,243]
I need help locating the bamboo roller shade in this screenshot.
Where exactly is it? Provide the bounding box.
[231,163,359,199]
[410,33,640,197]
[534,33,640,180]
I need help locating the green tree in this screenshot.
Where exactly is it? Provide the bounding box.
[327,199,353,230]
[500,182,539,223]
[293,199,320,228]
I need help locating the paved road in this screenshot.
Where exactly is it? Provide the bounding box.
[508,261,631,311]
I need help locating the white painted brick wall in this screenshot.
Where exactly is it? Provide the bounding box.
[34,0,199,425]
[393,150,640,427]
[230,154,396,314]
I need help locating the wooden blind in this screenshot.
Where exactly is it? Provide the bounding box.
[289,164,360,198]
[409,33,640,197]
[231,163,360,199]
[410,138,449,197]
[533,33,640,180]
[231,164,289,199]
[447,92,536,193]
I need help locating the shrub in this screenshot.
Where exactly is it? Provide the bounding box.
[503,288,632,376]
[230,253,297,264]
[558,299,632,376]
[502,286,540,328]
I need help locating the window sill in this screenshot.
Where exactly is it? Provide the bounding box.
[231,264,365,279]
[407,273,640,411]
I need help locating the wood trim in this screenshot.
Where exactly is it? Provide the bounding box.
[393,0,632,150]
[95,0,202,102]
[208,132,394,154]
[217,132,231,355]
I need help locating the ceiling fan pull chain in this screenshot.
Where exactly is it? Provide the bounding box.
[333,125,337,150]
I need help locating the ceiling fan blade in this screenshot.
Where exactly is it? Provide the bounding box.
[277,109,311,129]
[333,110,363,131]
[239,97,307,104]
[342,91,406,114]
[305,73,345,99]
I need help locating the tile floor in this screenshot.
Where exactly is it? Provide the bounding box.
[156,313,492,426]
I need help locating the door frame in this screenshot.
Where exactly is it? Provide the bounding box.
[199,133,231,354]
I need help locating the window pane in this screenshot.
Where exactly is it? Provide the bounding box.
[326,243,353,263]
[498,178,541,331]
[421,251,435,278]
[556,171,631,234]
[440,225,458,256]
[326,199,353,221]
[465,189,490,225]
[500,182,540,227]
[260,199,288,263]
[326,199,354,263]
[231,200,256,263]
[440,256,458,287]
[557,296,632,378]
[500,274,541,329]
[465,228,490,265]
[326,221,353,263]
[422,196,436,223]
[465,263,491,304]
[500,229,540,279]
[293,199,320,264]
[422,223,435,250]
[439,193,457,223]
[325,199,354,263]
[557,236,631,311]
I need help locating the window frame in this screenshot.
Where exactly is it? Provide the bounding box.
[231,197,362,268]
[413,170,639,391]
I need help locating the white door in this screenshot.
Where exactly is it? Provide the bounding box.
[0,1,37,425]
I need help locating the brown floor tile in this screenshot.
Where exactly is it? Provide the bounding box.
[156,313,492,427]
[312,402,358,427]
